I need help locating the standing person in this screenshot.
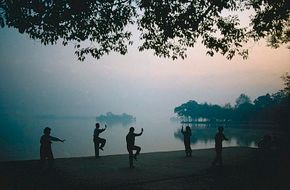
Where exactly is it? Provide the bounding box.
[212,126,229,167]
[181,125,192,157]
[126,127,143,168]
[40,127,65,169]
[93,123,107,158]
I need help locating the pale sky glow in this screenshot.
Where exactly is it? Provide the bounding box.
[0,23,289,161]
[0,27,289,121]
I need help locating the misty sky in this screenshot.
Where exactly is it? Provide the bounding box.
[0,27,289,121]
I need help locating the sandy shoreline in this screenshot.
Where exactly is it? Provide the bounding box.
[1,147,289,190]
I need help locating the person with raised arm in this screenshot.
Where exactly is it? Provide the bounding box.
[181,125,192,157]
[212,126,229,167]
[93,123,107,158]
[126,127,143,168]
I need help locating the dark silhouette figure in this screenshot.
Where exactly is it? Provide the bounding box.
[212,126,228,167]
[181,125,192,157]
[258,134,273,150]
[93,123,107,158]
[40,127,65,169]
[126,127,143,168]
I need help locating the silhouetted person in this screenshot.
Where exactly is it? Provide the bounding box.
[40,127,65,169]
[181,125,192,157]
[126,127,143,168]
[93,123,107,158]
[212,126,228,167]
[258,134,272,150]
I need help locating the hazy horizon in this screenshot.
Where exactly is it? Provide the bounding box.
[0,26,289,161]
[1,28,289,119]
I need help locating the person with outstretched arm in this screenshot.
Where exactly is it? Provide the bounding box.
[126,127,143,168]
[40,127,65,169]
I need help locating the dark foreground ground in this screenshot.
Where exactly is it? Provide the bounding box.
[1,146,290,190]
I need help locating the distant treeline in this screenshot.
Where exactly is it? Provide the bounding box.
[96,112,136,126]
[174,74,290,129]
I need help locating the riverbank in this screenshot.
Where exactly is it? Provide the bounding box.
[1,147,289,190]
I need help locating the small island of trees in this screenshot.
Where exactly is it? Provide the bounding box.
[174,74,290,129]
[96,112,136,126]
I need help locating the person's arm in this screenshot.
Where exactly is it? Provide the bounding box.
[100,125,107,133]
[181,126,184,134]
[50,136,65,142]
[40,136,44,144]
[135,128,143,136]
[223,134,229,141]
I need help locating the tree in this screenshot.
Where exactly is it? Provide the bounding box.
[270,73,290,104]
[174,100,199,121]
[224,103,232,109]
[281,72,290,95]
[96,112,136,126]
[0,0,289,61]
[254,93,273,108]
[235,93,252,107]
[174,74,290,127]
[222,103,233,120]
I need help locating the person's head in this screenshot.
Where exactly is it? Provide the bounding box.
[129,127,134,133]
[186,126,191,131]
[95,123,100,128]
[218,126,224,132]
[43,127,51,135]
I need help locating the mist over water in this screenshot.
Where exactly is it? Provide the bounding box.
[0,112,268,161]
[0,28,289,162]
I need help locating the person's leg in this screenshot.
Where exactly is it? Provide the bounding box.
[47,150,54,169]
[127,146,134,168]
[217,150,223,166]
[94,142,99,157]
[188,144,192,157]
[184,143,188,156]
[98,137,106,150]
[135,146,141,156]
[40,148,46,169]
[132,145,141,160]
[212,149,219,166]
[185,143,191,157]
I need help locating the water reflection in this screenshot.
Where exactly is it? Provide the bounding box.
[1,114,275,161]
[174,127,270,148]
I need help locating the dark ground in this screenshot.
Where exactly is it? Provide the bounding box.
[1,146,289,190]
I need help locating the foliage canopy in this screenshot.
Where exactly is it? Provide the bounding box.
[0,0,289,61]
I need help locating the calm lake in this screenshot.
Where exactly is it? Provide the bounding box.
[1,114,276,162]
